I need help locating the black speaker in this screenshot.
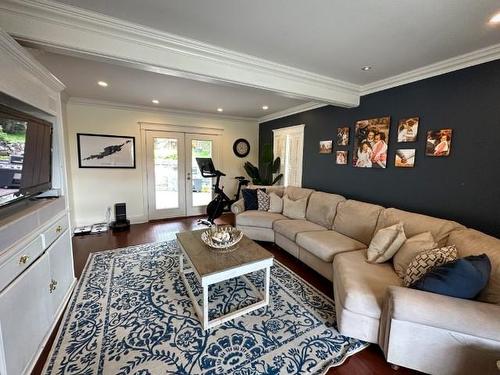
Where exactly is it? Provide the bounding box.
[115,203,127,223]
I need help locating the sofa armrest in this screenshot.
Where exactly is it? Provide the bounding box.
[231,198,246,214]
[385,286,500,341]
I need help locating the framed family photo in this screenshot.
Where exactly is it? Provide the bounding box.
[395,149,416,168]
[397,117,419,142]
[352,117,390,168]
[319,140,333,154]
[426,129,452,157]
[77,133,136,168]
[336,151,348,165]
[336,127,349,145]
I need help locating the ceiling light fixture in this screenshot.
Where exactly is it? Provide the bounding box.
[97,81,108,87]
[361,66,372,71]
[217,108,223,112]
[262,105,269,110]
[489,12,500,24]
[152,99,159,104]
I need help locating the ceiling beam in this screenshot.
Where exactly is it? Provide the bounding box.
[0,0,361,107]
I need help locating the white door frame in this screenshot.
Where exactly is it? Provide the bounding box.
[140,122,223,221]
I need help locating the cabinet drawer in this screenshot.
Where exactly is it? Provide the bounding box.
[0,236,44,293]
[41,215,68,249]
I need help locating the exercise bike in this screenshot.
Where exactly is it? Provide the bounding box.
[196,158,249,226]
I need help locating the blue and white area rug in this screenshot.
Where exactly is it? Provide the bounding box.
[44,240,367,374]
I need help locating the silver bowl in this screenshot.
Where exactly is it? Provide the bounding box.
[200,225,243,250]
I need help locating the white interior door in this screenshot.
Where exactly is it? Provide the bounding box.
[146,131,186,219]
[146,131,220,220]
[185,133,220,216]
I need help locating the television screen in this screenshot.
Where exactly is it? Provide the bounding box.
[0,105,52,207]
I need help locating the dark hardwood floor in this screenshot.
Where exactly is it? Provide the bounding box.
[33,214,416,375]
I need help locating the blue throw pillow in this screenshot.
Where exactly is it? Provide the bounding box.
[242,188,262,210]
[410,254,491,299]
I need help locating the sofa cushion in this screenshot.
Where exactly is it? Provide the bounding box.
[393,232,437,278]
[305,192,345,229]
[376,207,465,246]
[246,184,285,197]
[284,186,314,201]
[447,229,500,305]
[283,195,307,219]
[334,250,403,319]
[242,188,259,210]
[268,192,283,213]
[296,230,366,262]
[257,189,270,211]
[273,219,326,242]
[333,200,384,245]
[236,210,286,229]
[403,245,458,287]
[367,223,406,263]
[411,254,491,299]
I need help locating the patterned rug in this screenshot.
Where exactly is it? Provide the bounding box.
[44,240,367,374]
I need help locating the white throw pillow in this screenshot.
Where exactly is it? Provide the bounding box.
[393,232,437,278]
[366,223,406,263]
[282,195,307,219]
[268,192,283,213]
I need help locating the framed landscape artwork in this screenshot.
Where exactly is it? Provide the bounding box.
[352,117,390,168]
[77,133,136,168]
[397,117,419,142]
[395,149,416,168]
[426,129,452,157]
[336,127,349,145]
[319,140,333,154]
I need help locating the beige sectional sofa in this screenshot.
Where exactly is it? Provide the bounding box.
[231,186,500,375]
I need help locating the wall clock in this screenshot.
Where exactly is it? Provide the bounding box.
[233,138,250,158]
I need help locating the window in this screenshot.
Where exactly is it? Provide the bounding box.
[273,124,305,187]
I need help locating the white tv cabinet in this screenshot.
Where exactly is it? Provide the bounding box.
[0,29,75,374]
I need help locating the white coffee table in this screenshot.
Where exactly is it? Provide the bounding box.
[176,229,274,330]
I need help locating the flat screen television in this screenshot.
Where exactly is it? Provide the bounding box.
[0,104,52,207]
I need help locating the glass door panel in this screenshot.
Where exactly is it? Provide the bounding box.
[185,134,219,216]
[146,131,186,219]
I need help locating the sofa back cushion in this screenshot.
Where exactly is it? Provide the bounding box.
[447,229,500,305]
[305,192,345,229]
[247,184,285,197]
[284,186,314,201]
[333,200,384,245]
[376,208,465,246]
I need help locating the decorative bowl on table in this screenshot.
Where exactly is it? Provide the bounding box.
[201,225,243,250]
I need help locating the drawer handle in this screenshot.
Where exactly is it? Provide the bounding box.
[19,255,30,265]
[56,225,63,233]
[49,279,58,293]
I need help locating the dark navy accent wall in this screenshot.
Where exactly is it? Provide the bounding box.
[259,60,500,237]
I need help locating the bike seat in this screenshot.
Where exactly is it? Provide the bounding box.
[235,176,246,180]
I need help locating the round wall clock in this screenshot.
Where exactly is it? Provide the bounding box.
[233,138,250,158]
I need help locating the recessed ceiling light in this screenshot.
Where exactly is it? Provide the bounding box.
[262,105,269,110]
[152,99,159,104]
[97,81,108,87]
[361,66,372,71]
[217,108,223,112]
[489,12,500,24]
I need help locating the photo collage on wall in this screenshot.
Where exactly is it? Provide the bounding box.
[317,115,453,169]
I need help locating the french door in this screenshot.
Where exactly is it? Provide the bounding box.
[146,131,219,220]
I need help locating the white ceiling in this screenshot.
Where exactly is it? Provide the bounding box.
[31,50,306,118]
[53,0,500,84]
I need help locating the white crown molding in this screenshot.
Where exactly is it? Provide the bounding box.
[0,0,360,107]
[68,97,258,123]
[258,102,328,123]
[0,28,64,92]
[361,43,500,95]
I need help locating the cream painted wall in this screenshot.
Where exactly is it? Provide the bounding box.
[65,101,258,227]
